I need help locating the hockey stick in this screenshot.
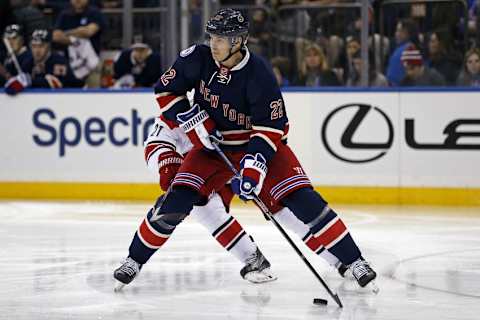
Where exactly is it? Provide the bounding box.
[211,141,343,308]
[2,37,22,75]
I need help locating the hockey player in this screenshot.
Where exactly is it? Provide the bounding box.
[113,115,277,289]
[114,114,348,290]
[150,8,377,290]
[1,24,32,79]
[4,29,72,95]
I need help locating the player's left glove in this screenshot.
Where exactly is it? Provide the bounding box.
[158,150,183,191]
[176,104,223,150]
[4,73,31,95]
[231,153,268,201]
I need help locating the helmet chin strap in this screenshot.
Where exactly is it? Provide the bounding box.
[219,36,244,63]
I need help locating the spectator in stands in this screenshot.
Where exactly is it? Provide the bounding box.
[456,48,480,87]
[431,1,464,51]
[248,8,271,58]
[386,18,419,86]
[346,50,388,87]
[335,34,360,84]
[302,0,359,67]
[10,0,49,43]
[476,1,480,48]
[399,44,446,87]
[467,0,478,43]
[295,43,341,86]
[112,35,161,88]
[426,29,462,85]
[1,24,32,80]
[270,56,291,87]
[4,29,75,94]
[52,0,105,88]
[189,0,203,43]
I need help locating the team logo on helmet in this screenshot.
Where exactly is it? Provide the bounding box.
[237,15,244,23]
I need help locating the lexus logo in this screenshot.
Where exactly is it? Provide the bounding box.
[321,103,394,163]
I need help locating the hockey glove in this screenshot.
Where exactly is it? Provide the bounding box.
[176,104,222,150]
[231,153,268,201]
[4,73,31,95]
[158,150,183,191]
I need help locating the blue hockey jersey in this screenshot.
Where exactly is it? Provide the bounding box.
[21,52,74,88]
[4,47,32,76]
[114,48,162,87]
[154,44,288,162]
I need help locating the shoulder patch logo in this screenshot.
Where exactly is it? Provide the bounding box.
[180,45,196,57]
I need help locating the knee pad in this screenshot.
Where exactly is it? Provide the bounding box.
[159,186,201,216]
[148,187,201,229]
[147,204,188,231]
[281,188,329,225]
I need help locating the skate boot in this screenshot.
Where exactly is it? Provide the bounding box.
[349,257,379,293]
[240,248,277,284]
[113,257,142,292]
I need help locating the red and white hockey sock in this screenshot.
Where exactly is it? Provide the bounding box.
[309,207,361,265]
[128,207,175,264]
[274,207,341,266]
[191,194,257,263]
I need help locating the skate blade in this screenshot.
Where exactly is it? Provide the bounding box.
[244,269,278,284]
[114,281,126,292]
[367,280,379,294]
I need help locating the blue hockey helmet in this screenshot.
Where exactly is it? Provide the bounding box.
[4,24,23,39]
[31,29,51,45]
[205,8,249,38]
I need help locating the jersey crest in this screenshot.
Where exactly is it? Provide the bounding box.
[216,66,231,85]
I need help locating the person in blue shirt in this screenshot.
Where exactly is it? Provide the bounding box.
[52,0,105,55]
[386,18,419,86]
[52,0,105,87]
[112,35,162,88]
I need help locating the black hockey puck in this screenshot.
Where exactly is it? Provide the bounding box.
[313,298,328,305]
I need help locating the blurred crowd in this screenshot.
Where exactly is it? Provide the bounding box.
[1,0,480,95]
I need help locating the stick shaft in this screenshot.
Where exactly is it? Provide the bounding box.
[212,142,343,308]
[3,37,22,75]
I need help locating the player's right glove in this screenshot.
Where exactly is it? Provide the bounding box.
[4,72,31,95]
[157,150,183,191]
[231,153,268,201]
[176,104,223,150]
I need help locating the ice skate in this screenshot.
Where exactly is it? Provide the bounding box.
[335,261,349,278]
[240,248,277,284]
[113,257,143,292]
[349,257,379,294]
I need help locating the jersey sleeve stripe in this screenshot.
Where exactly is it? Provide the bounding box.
[250,132,278,152]
[220,129,252,135]
[219,139,250,146]
[251,125,284,135]
[156,94,187,113]
[144,141,175,163]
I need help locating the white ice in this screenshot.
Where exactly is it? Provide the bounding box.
[1,201,479,320]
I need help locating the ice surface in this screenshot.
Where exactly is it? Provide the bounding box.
[1,201,479,320]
